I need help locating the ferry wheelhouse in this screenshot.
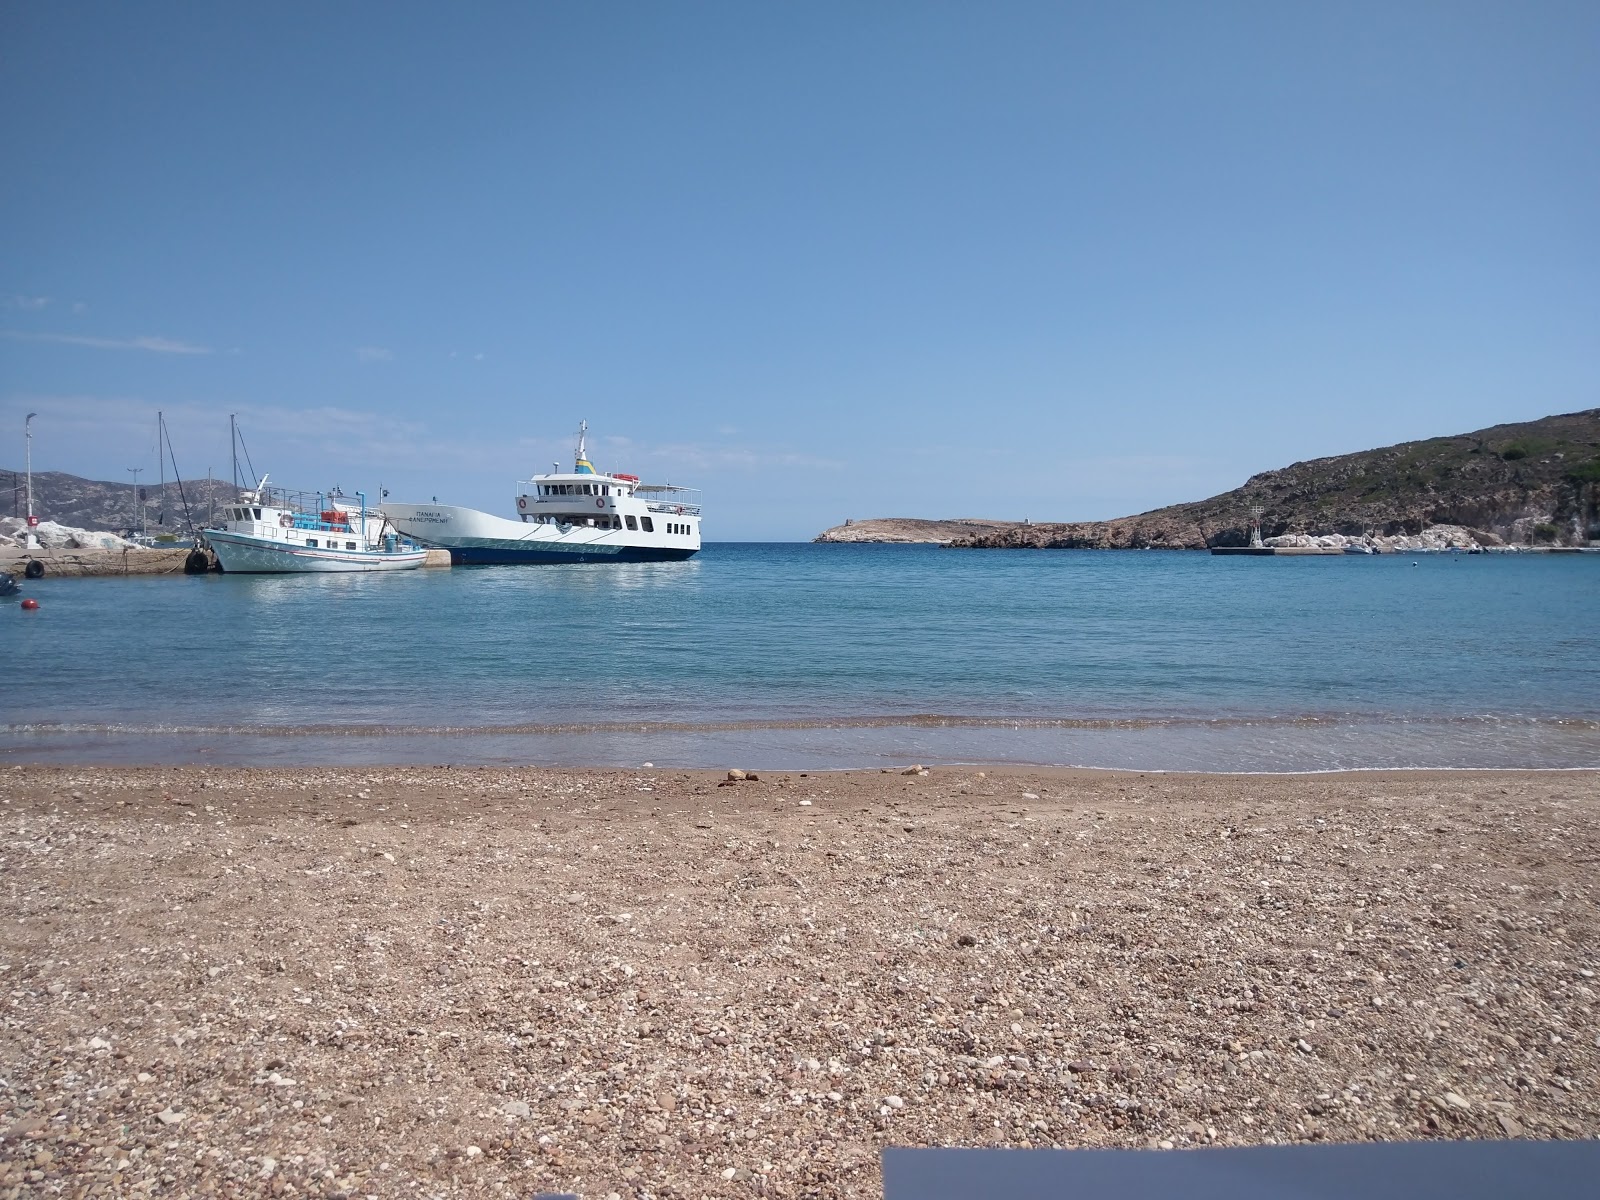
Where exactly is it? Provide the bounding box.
[383,422,701,564]
[204,477,427,573]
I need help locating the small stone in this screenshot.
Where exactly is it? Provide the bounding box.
[155,1108,184,1126]
[259,1156,277,1178]
[956,934,977,947]
[465,1145,482,1158]
[1498,1114,1523,1138]
[207,966,224,978]
[726,770,746,781]
[642,762,654,768]
[1022,792,1039,800]
[1442,1091,1472,1112]
[502,1100,531,1119]
[720,1167,737,1180]
[1159,1140,1174,1150]
[657,1093,675,1113]
[799,800,812,806]
[902,766,925,776]
[884,1095,904,1109]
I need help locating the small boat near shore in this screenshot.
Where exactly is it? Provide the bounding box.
[204,477,427,573]
[384,422,702,565]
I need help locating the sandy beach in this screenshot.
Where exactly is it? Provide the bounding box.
[2,764,1596,1198]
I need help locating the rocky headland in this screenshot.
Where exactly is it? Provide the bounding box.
[814,518,1015,544]
[815,409,1600,549]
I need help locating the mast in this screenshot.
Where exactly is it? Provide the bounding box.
[576,419,588,468]
[157,412,166,524]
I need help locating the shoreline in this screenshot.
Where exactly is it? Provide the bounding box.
[3,764,1595,1197]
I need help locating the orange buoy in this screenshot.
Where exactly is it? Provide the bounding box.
[20,598,39,611]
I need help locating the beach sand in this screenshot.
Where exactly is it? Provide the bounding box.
[2,764,1596,1198]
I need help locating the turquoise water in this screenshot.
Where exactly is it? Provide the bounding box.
[4,544,1598,770]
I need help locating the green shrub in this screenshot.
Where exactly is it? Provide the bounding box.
[1502,445,1528,461]
[1532,523,1559,543]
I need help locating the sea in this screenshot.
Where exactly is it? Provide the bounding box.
[4,544,1598,772]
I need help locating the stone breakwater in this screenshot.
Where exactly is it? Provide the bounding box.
[2,765,1595,1199]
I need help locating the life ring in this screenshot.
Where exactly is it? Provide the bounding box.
[676,506,684,515]
[595,497,605,509]
[517,497,527,510]
[279,513,293,527]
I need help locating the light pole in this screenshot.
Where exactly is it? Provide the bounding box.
[24,413,37,546]
[128,468,143,536]
[24,412,36,520]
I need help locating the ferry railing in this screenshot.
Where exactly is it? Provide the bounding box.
[645,502,702,516]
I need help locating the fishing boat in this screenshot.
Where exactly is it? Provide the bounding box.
[204,476,427,573]
[383,422,701,564]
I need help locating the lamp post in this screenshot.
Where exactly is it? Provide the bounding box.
[24,412,36,521]
[24,413,38,547]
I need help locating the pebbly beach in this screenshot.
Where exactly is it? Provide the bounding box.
[2,763,1596,1198]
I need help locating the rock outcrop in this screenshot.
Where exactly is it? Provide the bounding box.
[814,517,1016,544]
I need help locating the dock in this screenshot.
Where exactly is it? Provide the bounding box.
[2,544,453,578]
[0,546,208,578]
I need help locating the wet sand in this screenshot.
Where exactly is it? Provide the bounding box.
[2,764,1596,1198]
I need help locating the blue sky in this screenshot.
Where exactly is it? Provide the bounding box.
[2,2,1596,538]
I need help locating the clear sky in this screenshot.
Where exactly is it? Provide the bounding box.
[2,2,1596,539]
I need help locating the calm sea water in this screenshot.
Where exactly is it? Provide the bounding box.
[5,544,1598,771]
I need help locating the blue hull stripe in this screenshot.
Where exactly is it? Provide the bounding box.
[447,545,699,565]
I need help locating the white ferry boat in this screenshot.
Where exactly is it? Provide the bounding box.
[383,423,701,564]
[205,477,427,573]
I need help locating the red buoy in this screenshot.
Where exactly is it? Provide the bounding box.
[20,598,39,611]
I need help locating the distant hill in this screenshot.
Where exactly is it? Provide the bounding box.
[813,409,1600,548]
[1,468,244,534]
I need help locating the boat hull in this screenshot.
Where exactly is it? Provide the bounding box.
[384,503,700,565]
[208,530,427,573]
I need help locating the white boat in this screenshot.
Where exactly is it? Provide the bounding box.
[204,477,427,573]
[384,423,701,565]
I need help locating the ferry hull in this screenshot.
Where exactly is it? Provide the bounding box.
[384,502,700,565]
[208,530,427,574]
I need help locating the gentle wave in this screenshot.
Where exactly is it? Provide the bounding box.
[5,712,1599,738]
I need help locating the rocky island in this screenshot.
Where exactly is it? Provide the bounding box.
[813,409,1600,549]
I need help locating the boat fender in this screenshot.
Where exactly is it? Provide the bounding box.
[595,497,605,509]
[24,559,44,580]
[184,550,211,575]
[279,513,293,527]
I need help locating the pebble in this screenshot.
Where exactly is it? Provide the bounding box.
[726,769,746,781]
[3,763,1596,1195]
[155,1107,184,1125]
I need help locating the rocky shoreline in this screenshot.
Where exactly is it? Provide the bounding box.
[2,764,1596,1198]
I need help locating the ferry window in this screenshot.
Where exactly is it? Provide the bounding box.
[625,514,638,531]
[641,516,654,533]
[253,508,262,521]
[306,538,318,548]
[345,541,357,550]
